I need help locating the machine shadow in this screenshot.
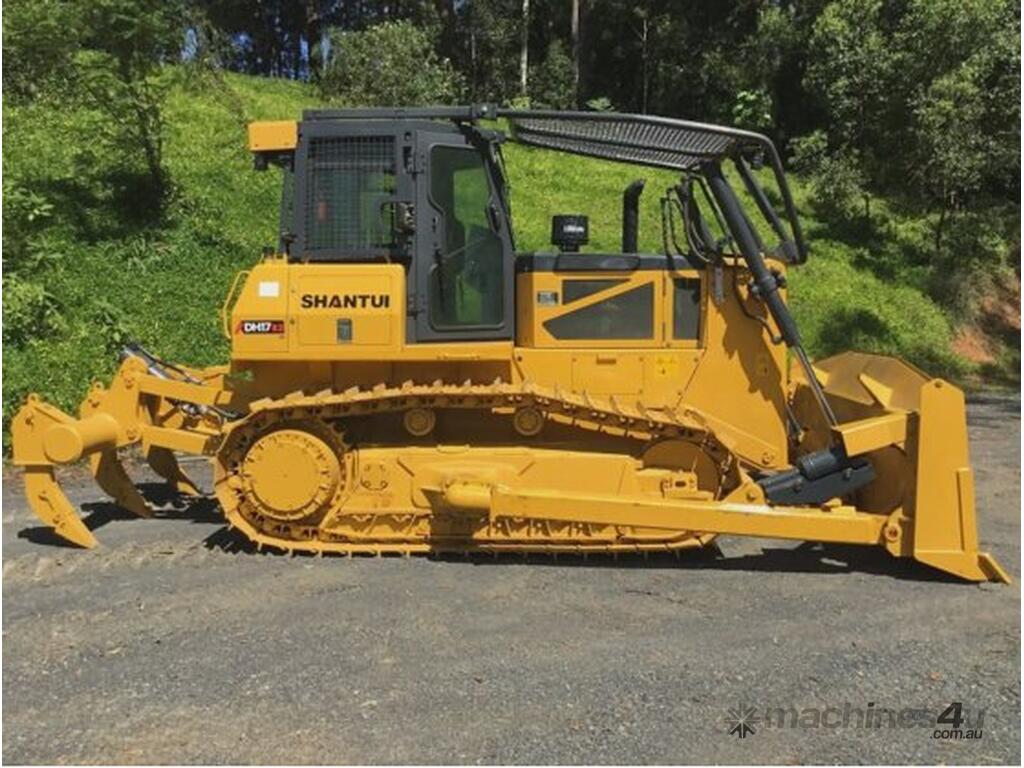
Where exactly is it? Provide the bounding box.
[16,482,222,548]
[200,527,965,583]
[442,542,964,583]
[17,527,90,549]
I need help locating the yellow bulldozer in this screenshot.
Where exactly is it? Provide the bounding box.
[11,106,1008,582]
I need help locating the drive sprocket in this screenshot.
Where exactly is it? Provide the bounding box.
[219,417,348,538]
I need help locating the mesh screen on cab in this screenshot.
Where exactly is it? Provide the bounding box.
[304,136,396,256]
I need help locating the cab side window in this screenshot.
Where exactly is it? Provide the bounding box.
[428,146,504,328]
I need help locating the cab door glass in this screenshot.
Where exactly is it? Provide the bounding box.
[428,146,503,328]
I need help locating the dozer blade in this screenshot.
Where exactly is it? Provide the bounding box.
[90,450,153,518]
[146,446,202,496]
[22,466,98,549]
[803,352,1010,584]
[897,369,1009,583]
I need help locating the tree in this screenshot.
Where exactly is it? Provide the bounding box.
[3,0,185,200]
[74,0,186,195]
[454,0,524,104]
[2,0,82,102]
[319,21,463,106]
[195,0,340,78]
[530,40,575,108]
[894,0,1020,255]
[738,2,814,143]
[570,0,582,107]
[900,1,1019,189]
[579,1,763,120]
[731,89,772,131]
[520,0,530,96]
[804,0,893,217]
[791,130,867,224]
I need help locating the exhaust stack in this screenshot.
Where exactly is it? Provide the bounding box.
[622,179,645,253]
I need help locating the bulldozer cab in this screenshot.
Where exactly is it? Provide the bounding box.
[260,113,517,344]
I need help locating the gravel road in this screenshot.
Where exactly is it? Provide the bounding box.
[3,395,1020,765]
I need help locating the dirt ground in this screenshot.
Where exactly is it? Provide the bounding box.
[2,394,1020,765]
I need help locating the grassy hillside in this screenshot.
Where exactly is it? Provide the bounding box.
[4,73,306,434]
[2,72,1011,441]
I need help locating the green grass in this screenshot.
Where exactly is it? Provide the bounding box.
[3,71,1000,445]
[4,72,309,437]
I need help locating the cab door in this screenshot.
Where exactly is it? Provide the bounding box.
[412,130,514,342]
